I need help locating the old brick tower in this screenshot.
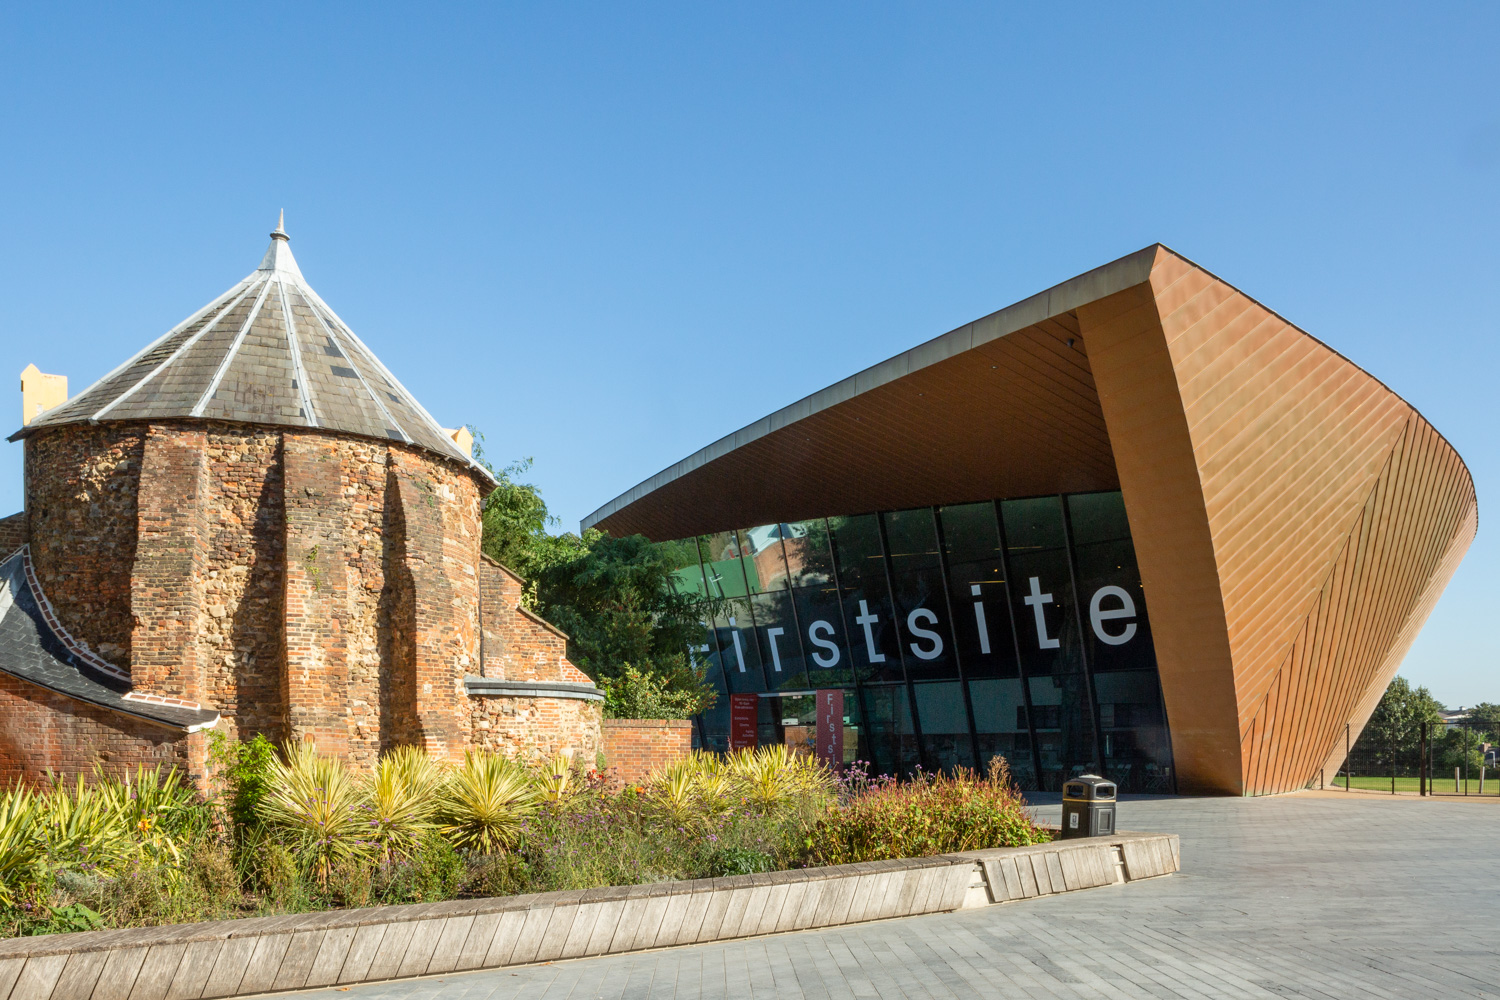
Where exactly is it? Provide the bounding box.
[0,220,602,785]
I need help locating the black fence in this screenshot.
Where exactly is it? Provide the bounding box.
[1325,721,1500,796]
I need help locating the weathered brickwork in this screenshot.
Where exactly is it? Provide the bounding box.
[130,425,212,702]
[0,511,27,557]
[471,694,603,763]
[198,427,285,744]
[0,669,196,784]
[602,718,693,786]
[389,449,482,758]
[24,424,145,669]
[478,558,592,684]
[4,420,606,789]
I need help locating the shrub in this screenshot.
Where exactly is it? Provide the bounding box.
[0,788,40,908]
[207,732,278,831]
[365,746,443,860]
[531,752,582,808]
[802,759,1049,866]
[725,745,833,816]
[439,753,537,852]
[35,774,135,875]
[602,663,714,719]
[372,832,467,904]
[257,742,372,881]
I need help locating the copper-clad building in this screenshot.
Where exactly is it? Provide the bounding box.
[584,245,1476,796]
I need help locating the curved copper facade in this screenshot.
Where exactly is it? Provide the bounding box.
[586,246,1476,795]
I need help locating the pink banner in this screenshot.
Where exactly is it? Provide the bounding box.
[729,693,759,750]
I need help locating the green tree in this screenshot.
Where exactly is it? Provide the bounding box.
[1463,703,1500,742]
[1356,676,1445,758]
[1436,726,1486,776]
[468,430,718,716]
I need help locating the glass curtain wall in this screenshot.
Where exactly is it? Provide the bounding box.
[663,490,1175,793]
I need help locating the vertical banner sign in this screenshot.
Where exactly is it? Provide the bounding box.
[816,688,844,769]
[729,693,759,750]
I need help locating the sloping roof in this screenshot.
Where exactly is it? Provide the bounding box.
[0,549,219,732]
[9,217,493,483]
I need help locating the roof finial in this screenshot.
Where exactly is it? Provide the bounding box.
[270,209,289,242]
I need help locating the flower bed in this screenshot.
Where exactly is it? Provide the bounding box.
[0,741,1049,938]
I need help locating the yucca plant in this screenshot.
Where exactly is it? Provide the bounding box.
[439,753,537,852]
[97,764,211,864]
[726,745,833,815]
[0,788,39,908]
[531,752,579,808]
[257,742,372,883]
[365,745,443,860]
[36,774,136,874]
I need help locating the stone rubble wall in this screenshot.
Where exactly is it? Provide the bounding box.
[0,513,27,559]
[2,422,598,788]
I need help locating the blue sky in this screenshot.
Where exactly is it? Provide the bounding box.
[1,4,1495,704]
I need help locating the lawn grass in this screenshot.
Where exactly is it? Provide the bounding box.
[1328,775,1500,795]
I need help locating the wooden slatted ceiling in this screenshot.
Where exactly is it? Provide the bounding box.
[594,315,1119,540]
[1241,415,1476,793]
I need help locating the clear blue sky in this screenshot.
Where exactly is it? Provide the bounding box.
[1,5,1494,704]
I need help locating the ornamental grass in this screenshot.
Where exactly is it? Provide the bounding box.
[1,741,1046,938]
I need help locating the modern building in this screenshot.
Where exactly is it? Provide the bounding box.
[0,221,603,787]
[583,245,1477,795]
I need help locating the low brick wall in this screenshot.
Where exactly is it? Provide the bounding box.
[602,718,692,786]
[0,832,1179,999]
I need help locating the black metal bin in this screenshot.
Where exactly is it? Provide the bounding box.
[1060,773,1116,838]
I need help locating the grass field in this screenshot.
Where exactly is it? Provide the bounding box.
[1328,775,1500,795]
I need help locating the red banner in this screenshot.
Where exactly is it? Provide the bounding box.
[729,693,759,750]
[815,688,844,769]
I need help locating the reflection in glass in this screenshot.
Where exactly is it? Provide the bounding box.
[913,680,974,770]
[883,509,958,680]
[859,683,918,777]
[1002,496,1098,790]
[1067,491,1174,792]
[828,515,903,683]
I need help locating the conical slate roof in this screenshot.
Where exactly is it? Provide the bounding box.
[11,218,490,480]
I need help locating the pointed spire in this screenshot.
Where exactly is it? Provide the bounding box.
[258,211,302,278]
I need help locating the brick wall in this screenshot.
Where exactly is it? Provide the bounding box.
[602,718,693,787]
[0,670,195,784]
[478,558,591,684]
[0,511,26,557]
[25,424,145,670]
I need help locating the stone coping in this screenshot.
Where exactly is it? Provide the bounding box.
[0,831,1178,999]
[462,678,603,702]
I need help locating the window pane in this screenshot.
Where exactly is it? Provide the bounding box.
[968,677,1037,789]
[658,537,711,598]
[1067,491,1174,793]
[700,531,750,599]
[751,587,810,690]
[828,514,903,683]
[939,502,1018,679]
[856,683,918,777]
[1002,495,1097,790]
[740,524,791,594]
[913,680,975,771]
[781,519,836,587]
[883,509,958,681]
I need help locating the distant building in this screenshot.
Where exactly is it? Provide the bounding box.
[584,246,1477,795]
[0,220,602,786]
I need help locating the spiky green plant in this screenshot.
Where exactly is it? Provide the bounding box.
[257,742,372,882]
[365,746,443,859]
[97,764,211,864]
[36,774,136,874]
[531,752,579,807]
[439,753,537,852]
[726,745,833,814]
[0,788,39,908]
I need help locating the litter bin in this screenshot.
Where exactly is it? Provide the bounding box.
[1060,774,1116,838]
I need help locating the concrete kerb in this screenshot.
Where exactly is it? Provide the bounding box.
[0,831,1178,999]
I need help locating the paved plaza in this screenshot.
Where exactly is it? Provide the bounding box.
[276,793,1500,999]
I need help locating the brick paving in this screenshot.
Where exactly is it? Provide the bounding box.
[279,794,1500,999]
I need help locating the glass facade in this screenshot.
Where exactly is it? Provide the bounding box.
[662,490,1175,793]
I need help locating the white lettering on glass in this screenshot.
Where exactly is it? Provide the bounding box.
[808,620,840,667]
[970,583,991,655]
[729,616,747,672]
[855,600,887,663]
[1024,577,1060,650]
[1089,585,1138,645]
[907,608,944,660]
[766,626,786,671]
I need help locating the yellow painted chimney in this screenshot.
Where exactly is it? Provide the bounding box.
[442,426,474,458]
[20,365,67,426]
